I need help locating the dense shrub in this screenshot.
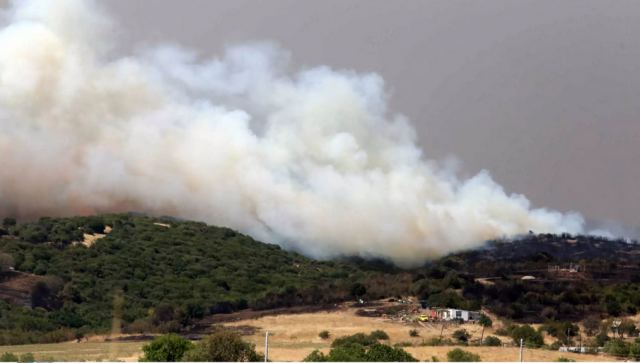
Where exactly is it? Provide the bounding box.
[509,324,544,348]
[556,357,575,362]
[140,334,193,362]
[422,337,455,346]
[181,330,262,362]
[483,336,501,346]
[604,339,630,356]
[304,340,417,362]
[331,333,377,348]
[0,353,18,362]
[319,330,330,339]
[595,332,610,347]
[365,344,417,362]
[370,329,389,340]
[446,348,481,362]
[453,329,471,344]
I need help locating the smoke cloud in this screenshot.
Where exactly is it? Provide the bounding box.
[0,0,586,266]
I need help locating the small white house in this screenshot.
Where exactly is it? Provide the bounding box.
[437,309,481,322]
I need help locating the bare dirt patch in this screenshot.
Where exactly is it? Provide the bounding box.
[0,271,44,306]
[76,225,112,247]
[81,233,105,247]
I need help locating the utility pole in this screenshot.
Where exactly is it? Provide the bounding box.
[264,330,269,362]
[519,338,524,362]
[579,333,582,352]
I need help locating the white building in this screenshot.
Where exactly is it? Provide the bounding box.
[437,308,481,322]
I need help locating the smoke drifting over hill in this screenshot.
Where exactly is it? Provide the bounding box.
[0,0,586,266]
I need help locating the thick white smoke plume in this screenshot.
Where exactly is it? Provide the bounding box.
[0,0,585,266]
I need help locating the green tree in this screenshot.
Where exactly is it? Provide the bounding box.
[446,348,481,362]
[509,325,544,348]
[605,296,622,316]
[0,253,14,272]
[2,218,16,228]
[365,344,417,362]
[181,330,262,362]
[326,346,367,361]
[478,314,492,344]
[141,334,193,362]
[350,283,366,298]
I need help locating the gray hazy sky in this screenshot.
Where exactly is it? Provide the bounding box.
[102,1,639,229]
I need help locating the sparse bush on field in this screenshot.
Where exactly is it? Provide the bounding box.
[409,329,419,337]
[0,352,18,362]
[0,352,36,363]
[331,332,377,348]
[18,353,34,363]
[446,348,481,362]
[394,341,413,347]
[453,329,471,344]
[483,336,501,346]
[370,329,389,340]
[319,330,330,339]
[556,357,575,362]
[548,340,562,350]
[422,337,454,346]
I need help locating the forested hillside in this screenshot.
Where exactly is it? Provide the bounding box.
[0,214,391,344]
[0,213,639,345]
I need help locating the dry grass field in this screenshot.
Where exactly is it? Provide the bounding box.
[0,304,620,362]
[224,305,615,362]
[0,341,144,361]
